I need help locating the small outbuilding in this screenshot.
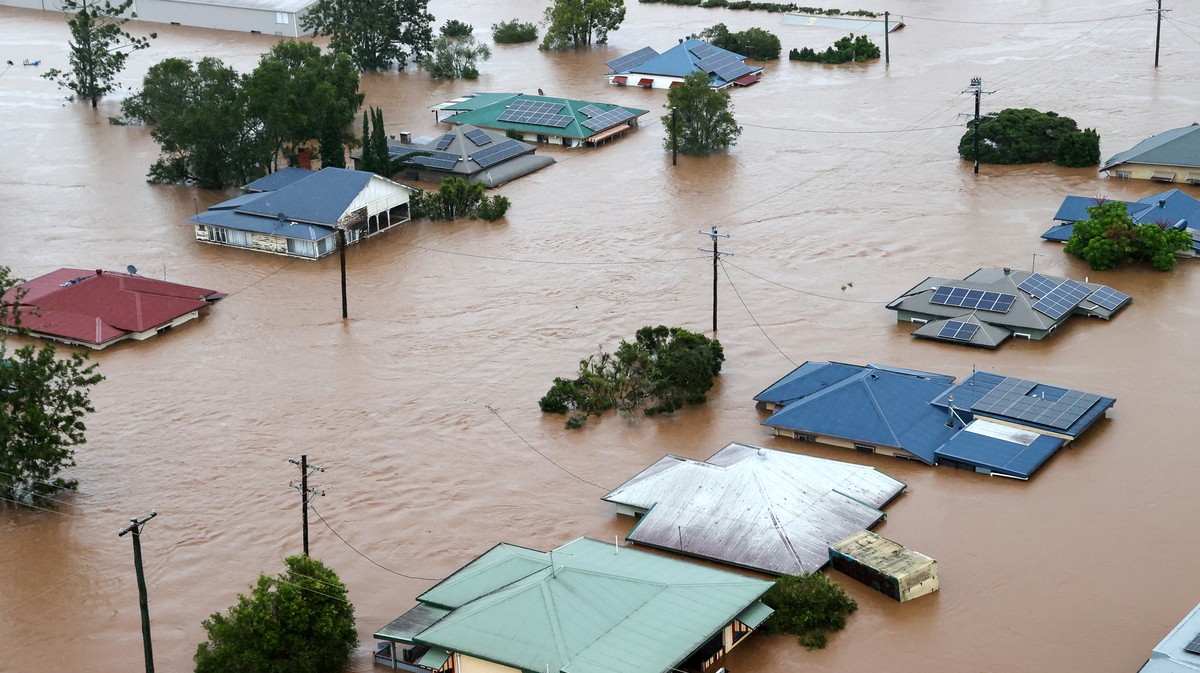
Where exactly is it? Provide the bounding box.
[1,268,224,349]
[828,530,938,603]
[354,124,554,188]
[604,39,762,90]
[1101,124,1200,185]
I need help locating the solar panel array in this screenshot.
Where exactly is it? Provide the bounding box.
[605,46,658,73]
[497,104,573,128]
[1017,272,1059,298]
[938,320,979,342]
[695,50,754,82]
[1031,279,1090,320]
[408,150,459,170]
[433,133,455,151]
[970,377,1102,431]
[464,128,493,147]
[581,107,635,133]
[687,42,721,60]
[470,139,525,169]
[509,99,565,114]
[578,104,605,118]
[1087,286,1130,311]
[1184,631,1200,656]
[930,286,1017,313]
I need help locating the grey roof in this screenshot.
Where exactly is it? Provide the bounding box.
[1139,602,1200,673]
[911,314,1012,349]
[379,124,554,187]
[238,167,374,226]
[374,603,452,642]
[887,267,1130,347]
[604,442,906,575]
[1103,124,1200,171]
[156,0,317,14]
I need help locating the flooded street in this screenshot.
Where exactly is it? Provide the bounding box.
[2,0,1200,671]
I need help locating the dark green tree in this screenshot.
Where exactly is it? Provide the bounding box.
[409,177,508,221]
[43,0,155,108]
[492,18,539,43]
[440,19,473,37]
[663,71,742,156]
[118,57,266,188]
[422,35,491,79]
[302,0,434,71]
[1064,200,1191,271]
[539,325,723,427]
[194,555,357,673]
[541,0,626,50]
[0,266,105,508]
[957,108,1100,167]
[359,106,393,175]
[245,41,363,168]
[699,23,780,59]
[790,33,879,63]
[759,572,858,650]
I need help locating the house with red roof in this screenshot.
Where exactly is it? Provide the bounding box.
[2,269,225,350]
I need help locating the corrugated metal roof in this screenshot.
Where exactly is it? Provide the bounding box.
[418,543,549,609]
[439,94,648,141]
[188,208,332,241]
[735,601,774,629]
[1102,124,1200,171]
[237,167,374,226]
[397,538,772,673]
[1044,189,1200,243]
[911,314,1012,349]
[605,442,905,575]
[243,166,313,192]
[374,603,452,642]
[830,531,935,580]
[934,421,1064,479]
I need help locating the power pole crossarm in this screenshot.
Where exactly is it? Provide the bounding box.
[119,510,158,673]
[288,455,325,556]
[698,226,732,332]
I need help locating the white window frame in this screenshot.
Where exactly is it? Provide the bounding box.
[275,11,289,24]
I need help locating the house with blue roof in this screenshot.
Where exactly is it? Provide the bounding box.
[1041,189,1200,257]
[605,39,762,90]
[1101,124,1200,185]
[188,166,413,259]
[756,362,1115,480]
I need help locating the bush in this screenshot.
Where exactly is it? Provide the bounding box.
[440,19,473,37]
[477,195,510,221]
[639,0,879,16]
[760,572,857,650]
[1065,200,1191,271]
[791,33,879,63]
[698,23,781,60]
[492,18,539,43]
[539,326,723,428]
[957,108,1101,167]
[410,177,511,222]
[1055,127,1100,167]
[505,129,525,140]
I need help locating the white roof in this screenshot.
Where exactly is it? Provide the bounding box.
[157,0,316,15]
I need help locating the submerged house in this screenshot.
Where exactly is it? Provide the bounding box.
[604,39,762,90]
[353,124,555,188]
[1,268,224,349]
[1041,189,1200,256]
[1101,124,1200,185]
[1138,602,1200,672]
[374,537,773,673]
[431,93,648,147]
[188,167,412,259]
[604,442,906,575]
[887,267,1131,348]
[756,361,1115,480]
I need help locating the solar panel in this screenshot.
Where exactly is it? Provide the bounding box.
[497,107,573,128]
[406,150,459,170]
[579,104,605,118]
[688,42,720,60]
[464,128,493,147]
[698,52,739,75]
[470,139,525,169]
[1086,286,1130,311]
[938,320,979,341]
[1185,631,1200,656]
[505,99,565,115]
[581,107,634,132]
[970,377,1102,430]
[929,286,1016,313]
[1031,279,1090,320]
[715,62,754,82]
[433,133,454,151]
[605,46,658,73]
[1018,273,1059,298]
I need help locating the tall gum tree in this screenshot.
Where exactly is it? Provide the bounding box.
[43,0,155,108]
[541,0,626,50]
[302,0,434,71]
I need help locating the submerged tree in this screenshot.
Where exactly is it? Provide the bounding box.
[759,572,858,650]
[541,0,626,50]
[663,71,742,156]
[43,0,155,108]
[492,18,538,44]
[1065,200,1191,271]
[302,0,434,71]
[957,108,1100,167]
[698,23,781,60]
[194,555,357,673]
[422,34,491,79]
[0,266,105,508]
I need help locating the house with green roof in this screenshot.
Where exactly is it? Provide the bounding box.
[373,537,774,673]
[431,93,648,148]
[1101,124,1200,184]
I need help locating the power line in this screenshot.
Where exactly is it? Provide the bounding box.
[903,11,1144,25]
[740,121,963,134]
[0,494,78,516]
[718,260,796,367]
[394,242,707,266]
[485,405,610,491]
[0,568,92,615]
[308,504,441,581]
[722,260,889,304]
[1164,16,1200,47]
[273,576,351,603]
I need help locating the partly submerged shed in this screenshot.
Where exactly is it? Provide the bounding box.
[829,530,938,603]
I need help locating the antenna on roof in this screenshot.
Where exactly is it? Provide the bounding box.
[127,265,138,275]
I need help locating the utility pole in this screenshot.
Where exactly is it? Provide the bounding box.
[338,229,348,319]
[884,11,890,65]
[288,455,325,556]
[962,77,994,174]
[697,226,731,332]
[1149,0,1170,67]
[119,511,158,673]
[671,107,678,166]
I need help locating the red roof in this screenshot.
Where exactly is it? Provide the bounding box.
[3,269,225,347]
[733,73,761,86]
[612,75,628,85]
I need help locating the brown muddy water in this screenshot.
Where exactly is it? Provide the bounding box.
[2,0,1200,671]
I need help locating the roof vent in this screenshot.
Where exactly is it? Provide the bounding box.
[1159,198,1167,208]
[757,447,767,458]
[95,269,103,276]
[869,373,878,380]
[1003,267,1011,275]
[678,38,684,43]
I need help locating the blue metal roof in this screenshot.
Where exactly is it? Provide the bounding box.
[613,38,761,86]
[753,361,863,405]
[934,427,1065,480]
[237,167,374,226]
[1041,223,1074,242]
[187,208,333,241]
[243,166,315,192]
[1044,190,1200,241]
[1051,195,1136,223]
[933,372,1115,439]
[208,192,266,211]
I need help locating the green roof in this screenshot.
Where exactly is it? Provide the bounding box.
[397,537,773,673]
[439,93,649,140]
[1102,124,1200,171]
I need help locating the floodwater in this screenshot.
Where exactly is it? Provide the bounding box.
[2,0,1199,671]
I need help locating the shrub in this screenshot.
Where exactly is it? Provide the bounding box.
[476,195,510,221]
[410,177,511,222]
[760,572,857,650]
[440,19,473,37]
[1065,200,1191,271]
[791,33,879,63]
[957,108,1101,167]
[492,18,539,43]
[699,22,781,60]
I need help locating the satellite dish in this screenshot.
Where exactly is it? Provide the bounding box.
[127,265,138,275]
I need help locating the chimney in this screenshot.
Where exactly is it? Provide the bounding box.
[399,131,412,143]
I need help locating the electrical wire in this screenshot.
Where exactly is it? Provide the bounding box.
[902,12,1145,26]
[740,122,964,134]
[722,260,889,304]
[718,260,796,367]
[273,576,351,603]
[485,404,610,492]
[0,568,91,615]
[1164,16,1200,47]
[394,242,706,266]
[0,494,77,517]
[309,503,441,582]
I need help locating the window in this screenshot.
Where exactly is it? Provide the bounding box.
[1115,170,1131,179]
[854,444,875,454]
[287,238,317,257]
[275,11,289,24]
